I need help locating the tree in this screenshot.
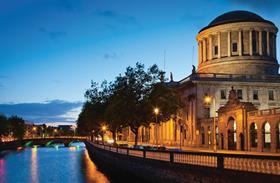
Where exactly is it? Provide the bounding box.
[117,63,164,146]
[0,114,9,139]
[77,81,112,138]
[8,116,26,139]
[149,82,185,123]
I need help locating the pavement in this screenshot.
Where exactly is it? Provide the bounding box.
[117,140,280,156]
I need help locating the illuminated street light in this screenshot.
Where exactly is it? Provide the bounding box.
[154,107,159,115]
[204,95,211,104]
[154,107,160,146]
[102,125,107,131]
[32,126,37,138]
[204,94,217,152]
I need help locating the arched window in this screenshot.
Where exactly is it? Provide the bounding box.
[201,127,205,145]
[250,123,258,148]
[263,122,271,148]
[215,126,219,145]
[277,122,280,149]
[228,117,237,150]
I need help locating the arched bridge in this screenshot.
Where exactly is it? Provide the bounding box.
[22,136,88,147]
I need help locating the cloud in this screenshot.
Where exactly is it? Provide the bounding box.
[104,52,119,59]
[39,27,67,40]
[94,10,137,24]
[0,100,83,124]
[229,0,280,13]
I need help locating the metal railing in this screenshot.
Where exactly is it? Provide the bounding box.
[23,136,87,140]
[89,141,280,175]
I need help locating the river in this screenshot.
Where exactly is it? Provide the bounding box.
[0,143,110,183]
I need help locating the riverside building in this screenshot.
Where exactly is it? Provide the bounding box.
[121,11,280,153]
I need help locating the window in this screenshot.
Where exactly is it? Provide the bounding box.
[250,123,258,148]
[220,89,226,100]
[201,127,205,145]
[278,123,280,148]
[237,89,243,100]
[215,126,219,146]
[253,90,259,100]
[268,90,274,101]
[214,46,218,55]
[263,122,271,148]
[252,30,257,54]
[232,42,238,52]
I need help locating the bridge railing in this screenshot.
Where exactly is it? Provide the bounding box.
[89,141,280,175]
[23,136,87,140]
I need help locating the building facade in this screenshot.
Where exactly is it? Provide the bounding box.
[122,11,280,153]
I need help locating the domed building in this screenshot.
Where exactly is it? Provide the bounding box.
[122,11,280,153]
[197,10,278,75]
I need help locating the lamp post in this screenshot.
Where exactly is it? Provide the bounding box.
[204,95,217,152]
[101,125,107,144]
[154,107,159,146]
[32,126,37,138]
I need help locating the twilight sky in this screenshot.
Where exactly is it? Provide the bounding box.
[0,0,280,124]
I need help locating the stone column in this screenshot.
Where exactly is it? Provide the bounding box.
[203,39,207,62]
[217,32,221,59]
[209,35,213,60]
[259,30,263,55]
[227,31,231,57]
[198,41,202,63]
[266,31,270,56]
[249,30,253,56]
[238,30,242,56]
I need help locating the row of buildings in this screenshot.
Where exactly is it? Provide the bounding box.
[121,11,280,153]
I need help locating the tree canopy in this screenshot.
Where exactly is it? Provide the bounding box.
[77,62,184,145]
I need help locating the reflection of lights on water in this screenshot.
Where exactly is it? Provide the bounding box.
[83,150,109,183]
[69,146,76,151]
[17,146,23,151]
[0,159,5,177]
[31,147,38,183]
[55,145,59,150]
[32,145,38,151]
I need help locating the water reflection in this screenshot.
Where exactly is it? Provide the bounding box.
[83,150,109,183]
[0,159,5,178]
[0,143,110,183]
[31,147,38,183]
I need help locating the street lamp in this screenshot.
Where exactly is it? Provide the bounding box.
[102,125,107,131]
[32,127,37,138]
[154,107,160,146]
[204,95,217,152]
[101,125,107,144]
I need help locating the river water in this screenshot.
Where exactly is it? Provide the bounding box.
[0,143,110,183]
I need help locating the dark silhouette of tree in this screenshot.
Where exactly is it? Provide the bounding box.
[8,116,26,139]
[77,62,184,146]
[0,114,9,138]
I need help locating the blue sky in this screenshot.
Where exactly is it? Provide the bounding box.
[0,0,279,124]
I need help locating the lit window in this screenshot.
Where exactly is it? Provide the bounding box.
[232,42,238,52]
[263,122,271,148]
[268,90,274,101]
[253,90,259,100]
[220,89,226,100]
[237,89,243,100]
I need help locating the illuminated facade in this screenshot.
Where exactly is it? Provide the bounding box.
[122,11,280,152]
